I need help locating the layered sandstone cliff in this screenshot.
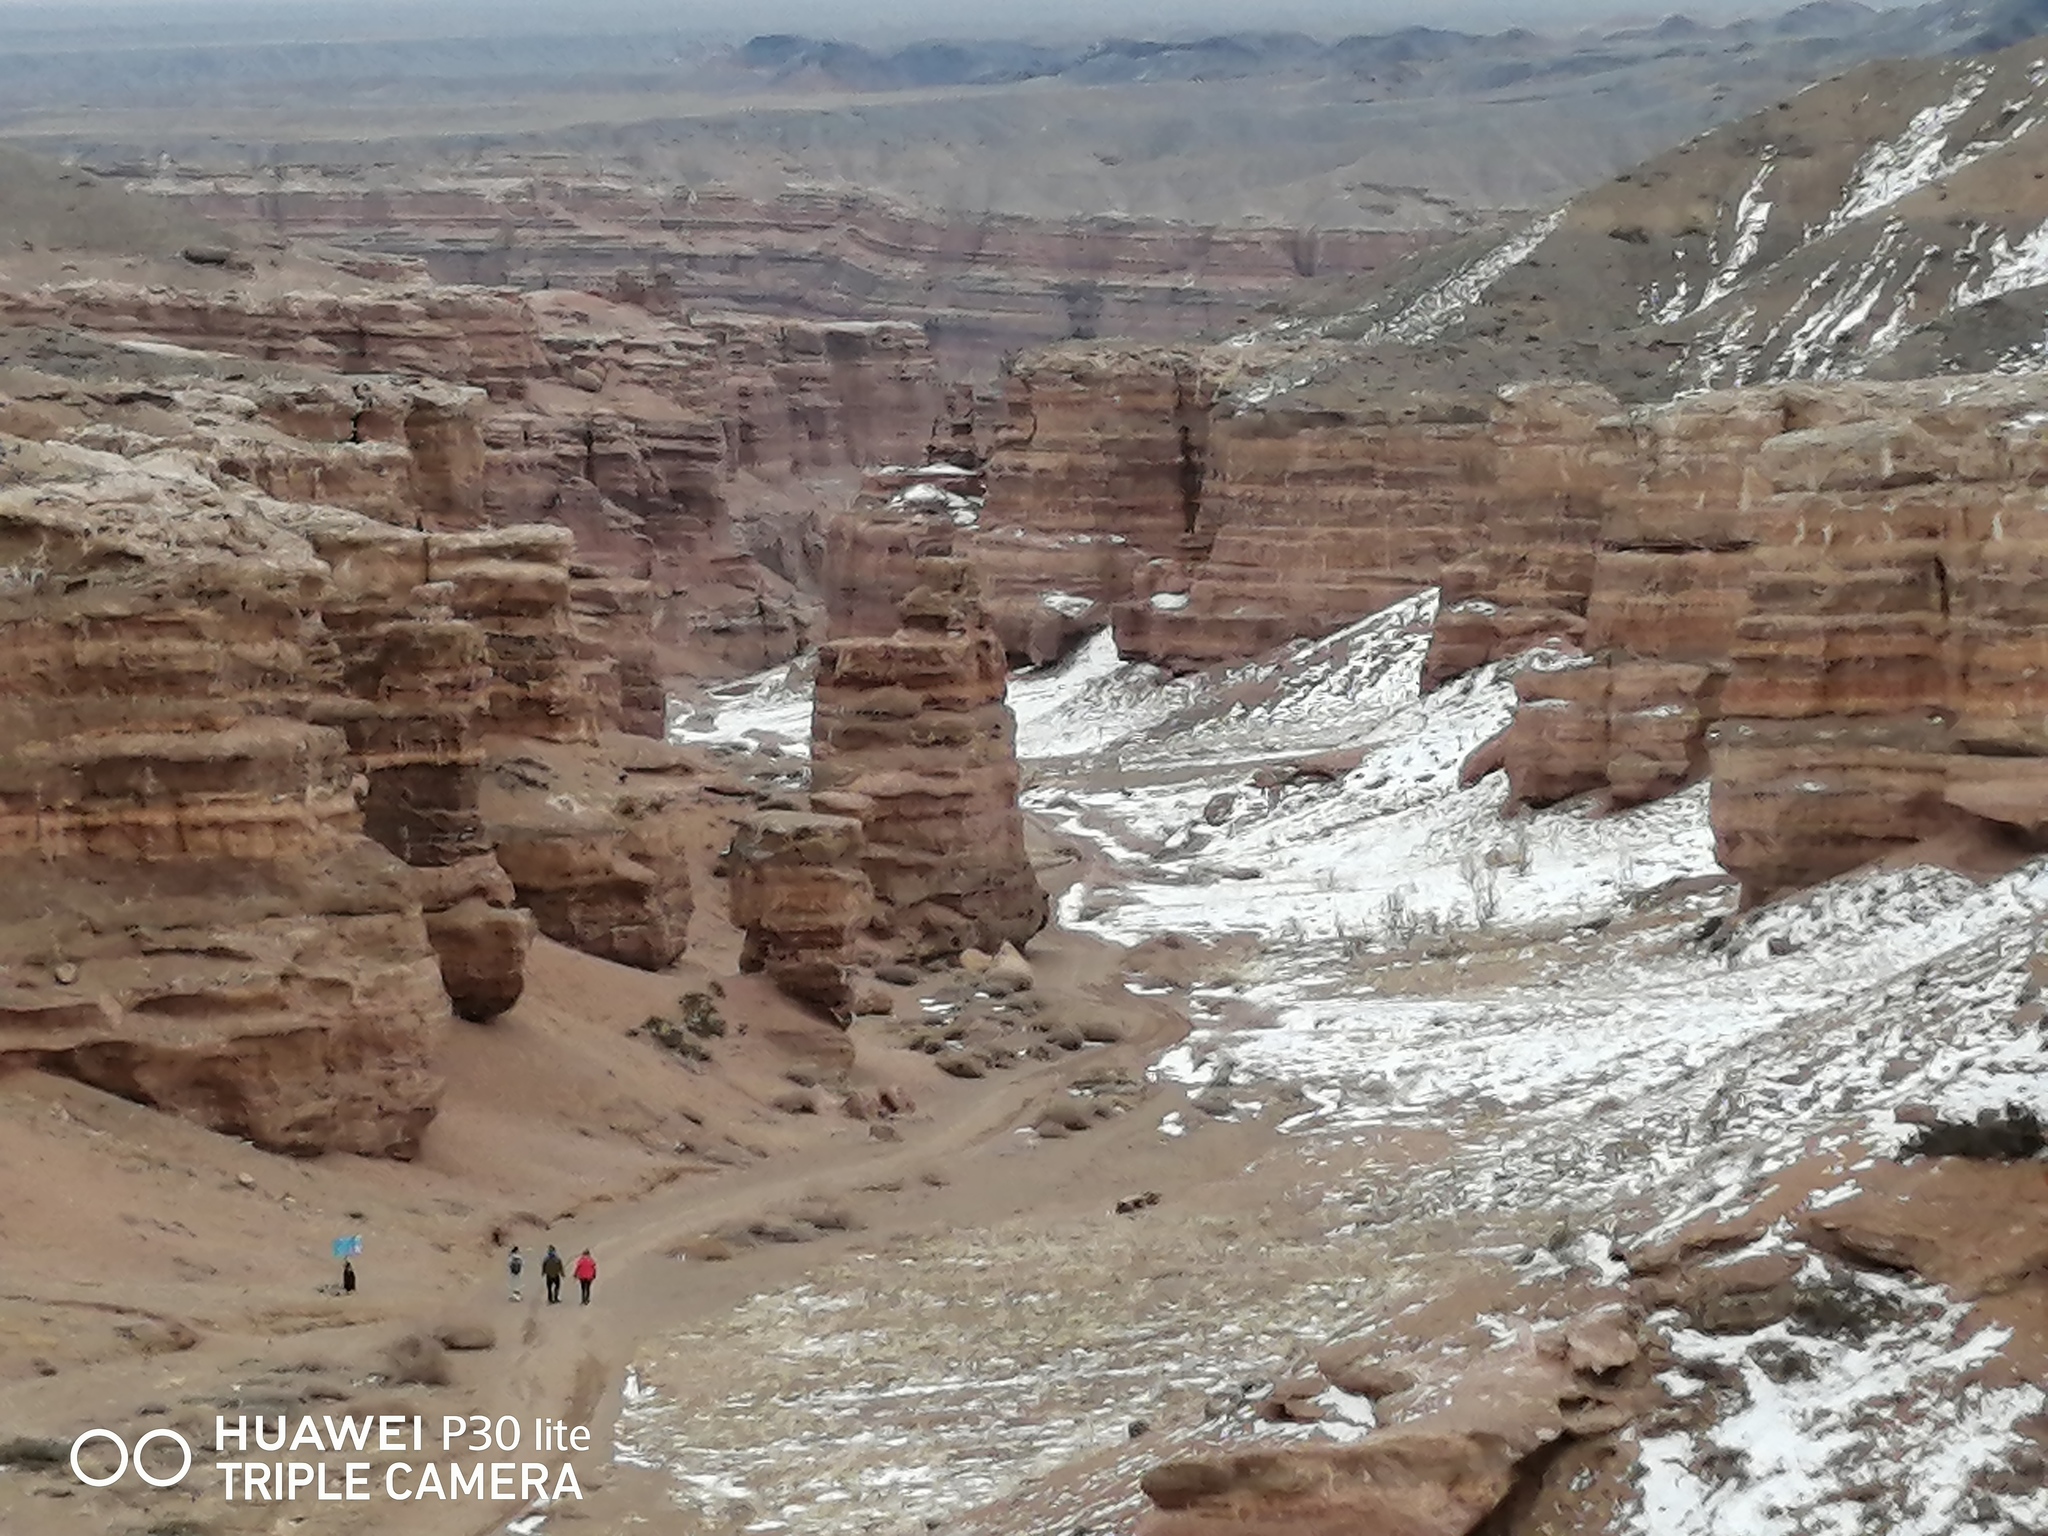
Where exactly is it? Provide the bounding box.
[0,440,450,1156]
[142,172,1428,376]
[812,557,1048,959]
[727,810,878,1017]
[1710,376,2048,901]
[1,278,953,683]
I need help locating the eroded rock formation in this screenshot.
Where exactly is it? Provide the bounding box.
[1138,1303,1650,1536]
[143,173,1428,376]
[1447,373,2048,900]
[727,810,877,1016]
[812,558,1048,959]
[482,738,697,973]
[0,277,953,684]
[0,440,450,1155]
[1711,376,2048,900]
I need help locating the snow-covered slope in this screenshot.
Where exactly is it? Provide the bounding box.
[668,596,2048,1535]
[1223,35,2048,408]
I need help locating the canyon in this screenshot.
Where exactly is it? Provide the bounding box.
[8,10,2048,1536]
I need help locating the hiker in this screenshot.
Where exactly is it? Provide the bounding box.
[342,1260,356,1295]
[573,1249,597,1306]
[507,1245,523,1302]
[542,1245,565,1305]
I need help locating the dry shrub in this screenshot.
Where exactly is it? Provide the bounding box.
[384,1333,451,1387]
[795,1200,861,1233]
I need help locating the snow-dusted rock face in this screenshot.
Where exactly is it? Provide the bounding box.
[958,35,2048,694]
[977,336,2048,906]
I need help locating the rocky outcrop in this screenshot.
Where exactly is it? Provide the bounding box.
[1709,375,2048,900]
[0,440,449,1155]
[1120,388,1502,673]
[972,361,1613,675]
[283,516,534,1020]
[812,558,1048,960]
[824,497,963,645]
[481,738,697,973]
[727,810,878,1017]
[1,280,953,683]
[0,281,551,399]
[1422,372,2048,900]
[1138,1304,1650,1536]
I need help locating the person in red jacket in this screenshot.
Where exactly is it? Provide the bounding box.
[573,1249,597,1305]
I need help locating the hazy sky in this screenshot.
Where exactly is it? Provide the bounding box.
[0,0,1914,37]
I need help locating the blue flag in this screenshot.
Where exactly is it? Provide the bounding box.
[332,1235,362,1258]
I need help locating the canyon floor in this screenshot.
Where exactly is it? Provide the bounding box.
[9,595,2048,1536]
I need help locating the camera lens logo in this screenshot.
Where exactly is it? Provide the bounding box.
[71,1429,193,1489]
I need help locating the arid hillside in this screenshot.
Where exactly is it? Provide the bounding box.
[1237,31,2048,405]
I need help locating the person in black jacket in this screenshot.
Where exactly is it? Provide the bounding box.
[541,1246,565,1304]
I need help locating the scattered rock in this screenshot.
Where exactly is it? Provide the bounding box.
[876,962,922,985]
[1901,1101,2046,1161]
[959,948,994,975]
[878,1085,916,1115]
[851,981,896,1016]
[0,1438,69,1470]
[793,1200,859,1232]
[120,1319,199,1355]
[771,1090,819,1115]
[1115,1191,1162,1215]
[987,942,1035,990]
[433,1323,497,1352]
[1314,1347,1415,1401]
[1562,1309,1639,1375]
[938,1055,985,1079]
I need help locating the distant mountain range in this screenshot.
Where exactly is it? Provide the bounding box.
[719,1,2048,94]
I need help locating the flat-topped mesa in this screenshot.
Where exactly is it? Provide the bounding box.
[974,342,1209,645]
[0,281,551,400]
[811,557,1048,961]
[0,440,449,1156]
[1711,375,2048,902]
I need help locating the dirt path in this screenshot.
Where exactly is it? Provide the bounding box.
[399,931,1194,1536]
